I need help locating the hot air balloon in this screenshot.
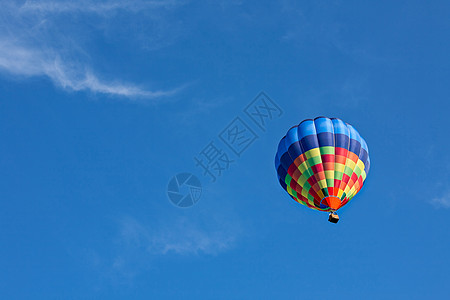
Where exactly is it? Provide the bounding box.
[275,117,370,223]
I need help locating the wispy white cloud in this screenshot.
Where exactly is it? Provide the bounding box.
[0,41,184,98]
[117,216,237,256]
[20,0,180,14]
[84,215,240,284]
[82,215,240,285]
[0,1,184,98]
[430,194,450,209]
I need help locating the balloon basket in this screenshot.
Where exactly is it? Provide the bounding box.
[328,212,339,223]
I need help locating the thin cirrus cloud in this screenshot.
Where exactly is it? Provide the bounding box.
[0,0,183,98]
[117,216,238,256]
[85,215,239,283]
[430,194,450,209]
[20,0,179,14]
[92,216,239,280]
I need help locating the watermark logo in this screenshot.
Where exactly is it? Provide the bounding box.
[194,141,234,183]
[168,91,283,208]
[219,117,258,157]
[244,91,283,131]
[167,173,202,208]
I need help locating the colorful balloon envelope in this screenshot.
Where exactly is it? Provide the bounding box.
[275,117,370,214]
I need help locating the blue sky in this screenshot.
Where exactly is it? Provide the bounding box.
[1,0,449,299]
